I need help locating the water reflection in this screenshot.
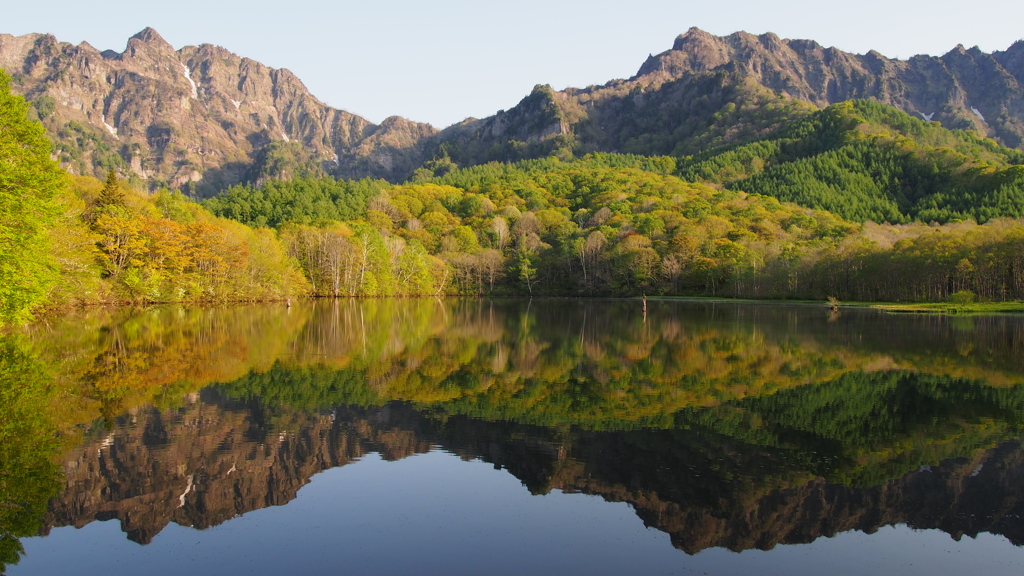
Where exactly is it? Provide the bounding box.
[41,400,1024,552]
[2,299,1024,572]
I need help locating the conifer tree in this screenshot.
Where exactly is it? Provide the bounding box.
[96,169,125,208]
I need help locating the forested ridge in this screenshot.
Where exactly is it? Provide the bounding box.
[3,62,1024,324]
[204,123,1024,303]
[679,100,1024,224]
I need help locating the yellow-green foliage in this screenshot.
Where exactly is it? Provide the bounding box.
[19,300,1024,435]
[0,71,66,323]
[206,151,1024,302]
[53,176,308,305]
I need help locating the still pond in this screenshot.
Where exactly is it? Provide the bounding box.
[2,299,1024,575]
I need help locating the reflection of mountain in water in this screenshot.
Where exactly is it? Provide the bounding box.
[560,429,1024,553]
[43,396,429,544]
[44,393,1024,553]
[2,299,1021,571]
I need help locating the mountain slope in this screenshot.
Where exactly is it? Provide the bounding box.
[638,28,1024,146]
[0,28,436,194]
[5,27,1024,192]
[678,99,1024,223]
[432,27,1024,167]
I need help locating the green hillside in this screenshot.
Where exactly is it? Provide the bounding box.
[205,149,1024,302]
[679,100,1024,223]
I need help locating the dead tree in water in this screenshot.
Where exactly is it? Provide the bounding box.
[827,296,840,312]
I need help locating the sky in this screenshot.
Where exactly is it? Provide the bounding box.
[6,0,1024,128]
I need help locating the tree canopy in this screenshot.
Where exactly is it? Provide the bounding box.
[679,100,1024,224]
[0,70,66,323]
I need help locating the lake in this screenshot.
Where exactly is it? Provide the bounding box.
[2,299,1023,575]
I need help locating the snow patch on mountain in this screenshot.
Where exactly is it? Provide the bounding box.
[181,62,198,99]
[101,115,118,138]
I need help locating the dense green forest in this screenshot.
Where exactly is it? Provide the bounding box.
[3,64,1024,324]
[206,150,1024,302]
[678,100,1024,224]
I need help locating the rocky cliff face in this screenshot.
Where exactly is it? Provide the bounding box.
[0,28,437,194]
[636,27,1024,147]
[5,27,1024,190]
[42,397,1024,553]
[438,28,1024,167]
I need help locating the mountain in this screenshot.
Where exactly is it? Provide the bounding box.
[4,27,1024,193]
[431,27,1024,170]
[0,28,436,195]
[639,27,1024,147]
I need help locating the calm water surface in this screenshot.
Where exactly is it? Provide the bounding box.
[2,299,1023,575]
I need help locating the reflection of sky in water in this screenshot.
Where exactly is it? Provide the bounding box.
[15,451,1024,576]
[6,300,1024,574]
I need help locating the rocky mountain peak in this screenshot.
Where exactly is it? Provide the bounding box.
[948,43,969,56]
[672,26,717,50]
[757,31,786,51]
[123,26,177,61]
[130,26,170,46]
[5,27,1024,191]
[0,27,437,192]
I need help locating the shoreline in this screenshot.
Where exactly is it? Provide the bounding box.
[22,295,1024,323]
[649,296,1024,316]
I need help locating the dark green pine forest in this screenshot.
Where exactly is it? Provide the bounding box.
[678,100,1024,224]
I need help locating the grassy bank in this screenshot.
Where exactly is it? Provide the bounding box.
[867,302,1024,315]
[652,296,1024,316]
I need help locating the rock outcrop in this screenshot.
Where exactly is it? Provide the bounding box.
[0,28,436,194]
[636,28,1024,146]
[438,28,1024,167]
[5,27,1024,192]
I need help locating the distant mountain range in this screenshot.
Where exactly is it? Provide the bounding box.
[3,26,1024,194]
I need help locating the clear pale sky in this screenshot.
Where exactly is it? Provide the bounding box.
[6,0,1023,128]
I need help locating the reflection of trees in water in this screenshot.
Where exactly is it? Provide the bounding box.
[680,370,1024,486]
[0,337,63,573]
[16,300,1024,432]
[3,300,1024,568]
[215,300,1024,429]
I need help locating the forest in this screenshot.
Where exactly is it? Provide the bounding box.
[165,104,1024,305]
[3,68,1024,325]
[206,150,1024,303]
[678,100,1024,224]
